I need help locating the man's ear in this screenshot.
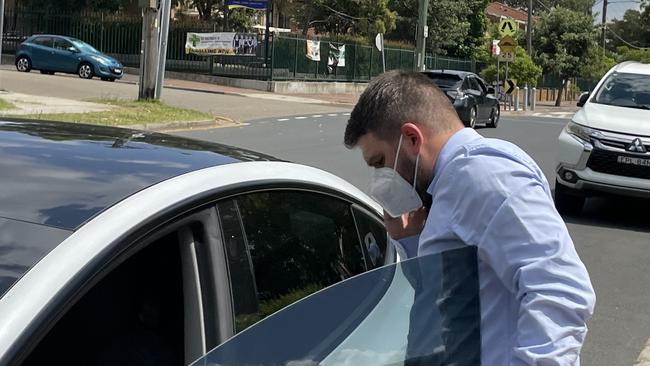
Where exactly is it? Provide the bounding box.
[400,123,424,153]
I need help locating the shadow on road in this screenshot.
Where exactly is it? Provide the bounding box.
[560,195,650,234]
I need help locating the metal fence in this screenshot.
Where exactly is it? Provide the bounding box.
[2,10,475,82]
[270,35,475,82]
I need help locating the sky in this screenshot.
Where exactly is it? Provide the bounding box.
[592,0,643,21]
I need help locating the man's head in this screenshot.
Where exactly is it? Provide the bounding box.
[344,70,464,206]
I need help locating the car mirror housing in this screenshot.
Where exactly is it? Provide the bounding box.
[577,92,590,107]
[487,87,496,95]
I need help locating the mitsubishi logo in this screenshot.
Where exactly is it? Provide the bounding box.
[627,138,647,153]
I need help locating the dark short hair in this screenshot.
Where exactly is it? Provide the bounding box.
[344,70,461,148]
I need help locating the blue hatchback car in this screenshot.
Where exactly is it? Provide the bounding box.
[15,35,123,82]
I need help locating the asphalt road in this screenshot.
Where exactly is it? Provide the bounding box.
[178,114,650,366]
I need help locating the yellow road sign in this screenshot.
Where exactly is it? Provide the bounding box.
[505,79,517,95]
[499,18,518,37]
[498,50,515,63]
[498,35,517,53]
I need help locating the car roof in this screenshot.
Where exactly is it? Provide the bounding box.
[423,69,476,78]
[612,61,650,75]
[0,120,277,231]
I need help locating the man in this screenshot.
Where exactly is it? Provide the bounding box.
[344,70,596,365]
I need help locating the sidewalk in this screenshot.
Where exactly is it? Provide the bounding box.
[502,100,579,119]
[0,91,113,115]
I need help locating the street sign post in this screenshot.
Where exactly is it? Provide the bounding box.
[499,19,517,37]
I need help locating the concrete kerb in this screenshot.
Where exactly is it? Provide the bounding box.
[119,115,245,132]
[634,338,650,366]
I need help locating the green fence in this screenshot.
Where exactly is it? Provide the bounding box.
[2,10,475,81]
[271,35,475,82]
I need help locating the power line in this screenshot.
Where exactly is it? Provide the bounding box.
[536,0,552,12]
[606,25,650,49]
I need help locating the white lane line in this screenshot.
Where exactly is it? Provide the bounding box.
[295,116,307,120]
[342,112,351,116]
[312,114,323,118]
[277,118,290,122]
[634,338,650,365]
[327,113,338,117]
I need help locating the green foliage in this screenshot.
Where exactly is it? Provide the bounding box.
[498,0,596,14]
[479,46,542,86]
[616,46,650,63]
[581,47,617,80]
[607,6,650,51]
[389,0,488,58]
[533,6,595,80]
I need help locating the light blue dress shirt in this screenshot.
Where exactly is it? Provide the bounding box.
[394,128,596,365]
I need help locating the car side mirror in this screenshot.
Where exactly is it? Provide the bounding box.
[68,46,79,53]
[487,87,496,95]
[577,92,590,107]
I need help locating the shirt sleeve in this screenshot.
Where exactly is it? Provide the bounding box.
[438,153,596,365]
[392,235,420,261]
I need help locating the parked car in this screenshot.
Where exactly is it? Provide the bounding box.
[0,120,395,365]
[555,61,650,214]
[423,70,500,128]
[14,35,123,81]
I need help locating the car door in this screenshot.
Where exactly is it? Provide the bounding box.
[51,37,78,73]
[191,247,481,366]
[468,77,488,120]
[28,36,53,70]
[19,206,225,366]
[215,189,392,336]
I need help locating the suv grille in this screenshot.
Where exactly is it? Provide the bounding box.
[587,149,650,180]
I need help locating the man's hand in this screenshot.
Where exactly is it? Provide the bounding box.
[384,207,427,240]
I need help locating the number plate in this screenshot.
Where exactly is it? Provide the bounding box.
[617,155,650,167]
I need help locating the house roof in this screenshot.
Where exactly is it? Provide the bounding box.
[486,2,529,23]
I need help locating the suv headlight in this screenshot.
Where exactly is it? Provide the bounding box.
[566,121,599,142]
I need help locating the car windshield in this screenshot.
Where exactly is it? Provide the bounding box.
[425,73,463,89]
[70,39,99,54]
[593,72,650,110]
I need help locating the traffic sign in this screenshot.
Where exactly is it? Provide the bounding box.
[491,39,501,56]
[498,35,517,53]
[504,79,517,95]
[499,18,517,37]
[498,50,515,63]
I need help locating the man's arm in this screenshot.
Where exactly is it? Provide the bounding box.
[441,155,596,365]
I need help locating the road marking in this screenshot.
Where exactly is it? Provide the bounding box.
[327,113,338,117]
[295,116,307,120]
[312,114,323,118]
[343,112,351,116]
[277,118,290,122]
[634,338,650,366]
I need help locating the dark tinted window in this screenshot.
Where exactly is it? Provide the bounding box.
[352,206,388,269]
[594,72,650,109]
[475,77,488,93]
[469,77,481,91]
[53,38,72,50]
[31,36,52,47]
[462,78,471,91]
[425,73,463,89]
[218,191,369,334]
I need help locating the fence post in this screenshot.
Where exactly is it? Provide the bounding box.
[352,43,357,81]
[523,86,528,111]
[293,37,298,78]
[399,48,403,70]
[531,88,536,111]
[514,87,520,111]
[369,46,373,80]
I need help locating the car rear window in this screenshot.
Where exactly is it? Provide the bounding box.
[425,73,463,89]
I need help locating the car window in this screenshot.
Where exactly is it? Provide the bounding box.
[191,247,481,366]
[462,77,471,91]
[216,190,376,334]
[351,206,388,269]
[22,210,216,366]
[424,73,462,89]
[53,38,73,51]
[31,36,52,48]
[475,77,489,94]
[469,77,481,92]
[593,72,650,110]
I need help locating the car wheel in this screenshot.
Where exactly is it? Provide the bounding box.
[554,180,585,216]
[487,106,500,128]
[15,56,32,72]
[78,63,94,79]
[468,106,477,129]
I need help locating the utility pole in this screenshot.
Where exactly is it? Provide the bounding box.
[155,0,171,100]
[527,0,532,56]
[415,0,429,71]
[0,0,5,68]
[601,0,608,55]
[138,0,160,100]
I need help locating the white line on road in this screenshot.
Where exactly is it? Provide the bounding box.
[277,118,290,122]
[295,116,307,120]
[342,112,351,116]
[312,114,323,118]
[327,113,338,117]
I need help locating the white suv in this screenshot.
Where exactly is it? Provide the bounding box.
[555,61,650,214]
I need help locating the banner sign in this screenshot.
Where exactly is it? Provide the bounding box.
[306,40,321,61]
[185,32,258,56]
[225,0,268,10]
[328,44,346,73]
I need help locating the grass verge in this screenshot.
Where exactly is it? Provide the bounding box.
[0,98,16,111]
[18,98,213,126]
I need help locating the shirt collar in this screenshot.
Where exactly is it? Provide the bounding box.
[427,128,482,195]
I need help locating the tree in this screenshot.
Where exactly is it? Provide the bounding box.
[480,46,542,87]
[616,46,650,63]
[498,0,596,14]
[533,7,595,106]
[607,6,650,51]
[581,47,617,80]
[389,0,488,58]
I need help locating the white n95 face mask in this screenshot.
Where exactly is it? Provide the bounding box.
[369,135,423,218]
